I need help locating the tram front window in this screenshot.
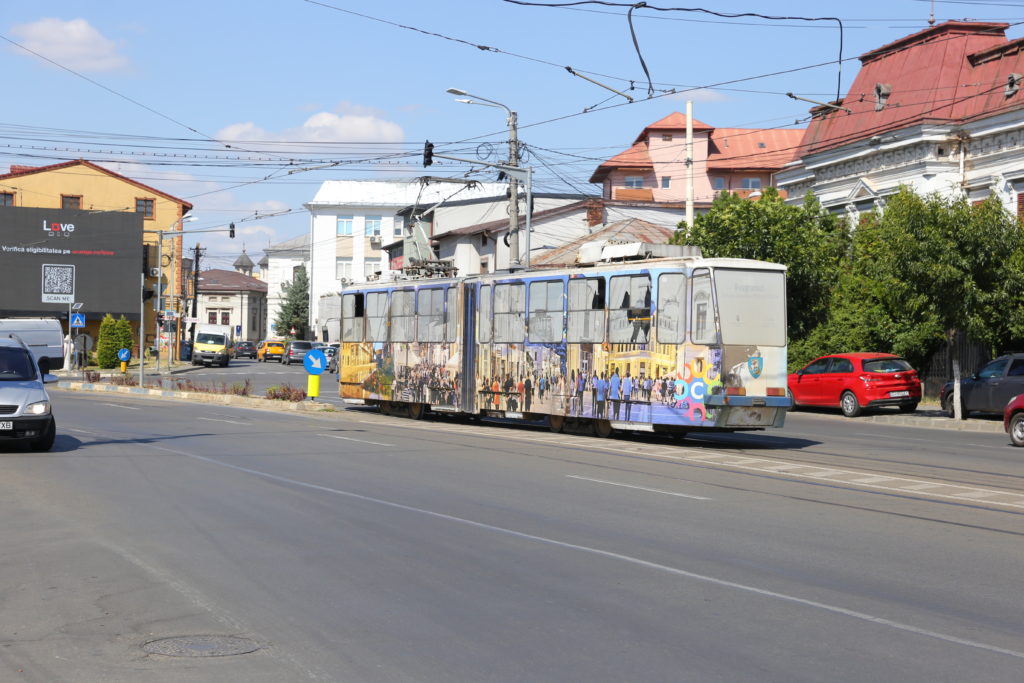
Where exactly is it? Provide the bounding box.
[713,269,786,346]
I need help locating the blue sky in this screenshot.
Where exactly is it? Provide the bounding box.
[2,0,1022,269]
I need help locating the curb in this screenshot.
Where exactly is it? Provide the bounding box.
[56,381,338,414]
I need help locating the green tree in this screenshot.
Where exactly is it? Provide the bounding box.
[113,316,134,359]
[796,187,1024,369]
[274,266,309,338]
[95,314,119,368]
[672,188,849,341]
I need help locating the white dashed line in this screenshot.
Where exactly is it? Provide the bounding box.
[567,475,711,500]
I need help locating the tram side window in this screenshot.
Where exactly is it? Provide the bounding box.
[417,288,444,342]
[609,275,651,343]
[341,293,364,342]
[493,282,526,343]
[567,278,604,342]
[445,287,458,342]
[528,280,564,343]
[391,290,415,342]
[366,292,388,342]
[478,285,492,343]
[656,273,686,344]
[691,270,718,344]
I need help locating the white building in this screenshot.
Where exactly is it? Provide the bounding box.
[196,267,268,343]
[261,233,310,338]
[777,21,1024,218]
[304,178,505,334]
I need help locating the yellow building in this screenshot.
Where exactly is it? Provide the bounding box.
[0,160,192,356]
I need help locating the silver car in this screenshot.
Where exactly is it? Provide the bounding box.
[0,337,57,451]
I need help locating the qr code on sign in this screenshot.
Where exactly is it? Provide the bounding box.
[42,264,75,295]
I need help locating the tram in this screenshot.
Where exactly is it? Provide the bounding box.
[337,246,791,437]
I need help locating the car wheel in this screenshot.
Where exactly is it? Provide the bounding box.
[786,388,797,411]
[840,391,862,418]
[30,418,56,452]
[1010,413,1024,447]
[942,395,955,418]
[898,402,918,413]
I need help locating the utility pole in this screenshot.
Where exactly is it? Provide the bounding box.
[507,109,521,268]
[189,244,204,351]
[686,100,694,228]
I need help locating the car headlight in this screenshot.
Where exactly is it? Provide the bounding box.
[26,400,50,415]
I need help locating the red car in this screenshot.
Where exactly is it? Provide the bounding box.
[1003,394,1024,446]
[788,353,921,417]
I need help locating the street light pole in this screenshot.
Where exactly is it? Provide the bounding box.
[447,88,525,268]
[153,212,195,374]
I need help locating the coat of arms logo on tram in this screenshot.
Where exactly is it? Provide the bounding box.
[747,352,764,379]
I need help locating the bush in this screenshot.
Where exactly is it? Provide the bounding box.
[266,384,306,401]
[95,314,119,368]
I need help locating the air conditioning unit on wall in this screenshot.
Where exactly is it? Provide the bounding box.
[369,235,382,247]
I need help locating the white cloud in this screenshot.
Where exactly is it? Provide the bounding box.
[666,88,731,103]
[9,18,127,72]
[216,111,404,145]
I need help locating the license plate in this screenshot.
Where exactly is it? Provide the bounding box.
[889,391,910,398]
[0,421,12,430]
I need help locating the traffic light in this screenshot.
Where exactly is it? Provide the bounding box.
[423,140,434,167]
[229,222,236,239]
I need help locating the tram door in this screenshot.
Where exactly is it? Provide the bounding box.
[460,282,477,412]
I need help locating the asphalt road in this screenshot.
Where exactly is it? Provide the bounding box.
[0,390,1021,682]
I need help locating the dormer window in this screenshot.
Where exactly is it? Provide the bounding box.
[874,83,892,111]
[661,134,673,142]
[1005,73,1022,98]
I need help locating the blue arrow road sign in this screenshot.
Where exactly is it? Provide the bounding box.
[303,348,327,375]
[70,313,86,328]
[117,348,131,362]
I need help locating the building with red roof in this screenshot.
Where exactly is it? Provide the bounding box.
[778,21,1024,216]
[590,112,805,209]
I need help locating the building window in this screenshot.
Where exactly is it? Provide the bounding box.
[365,215,382,236]
[61,195,82,209]
[0,192,13,207]
[221,312,230,326]
[208,311,217,324]
[741,177,762,190]
[336,257,352,281]
[364,261,377,279]
[624,176,644,189]
[393,216,404,237]
[661,134,672,141]
[661,176,671,189]
[337,215,353,236]
[136,198,154,218]
[712,177,726,191]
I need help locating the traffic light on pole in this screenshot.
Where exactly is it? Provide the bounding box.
[423,140,434,167]
[229,222,235,238]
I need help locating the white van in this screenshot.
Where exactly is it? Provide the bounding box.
[0,318,65,372]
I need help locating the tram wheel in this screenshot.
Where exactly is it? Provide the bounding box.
[592,419,614,438]
[379,401,393,416]
[548,414,565,433]
[407,403,426,420]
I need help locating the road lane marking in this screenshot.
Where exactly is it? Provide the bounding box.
[567,475,711,500]
[317,433,394,448]
[198,417,249,425]
[100,403,140,410]
[146,444,1024,663]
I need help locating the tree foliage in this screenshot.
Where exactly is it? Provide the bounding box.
[95,314,119,368]
[672,188,849,340]
[794,188,1024,370]
[274,266,309,339]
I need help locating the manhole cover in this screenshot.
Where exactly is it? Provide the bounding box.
[143,635,260,657]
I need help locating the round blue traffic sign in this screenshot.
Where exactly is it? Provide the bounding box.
[303,348,327,375]
[117,348,131,362]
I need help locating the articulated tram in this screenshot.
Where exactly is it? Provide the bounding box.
[337,251,791,437]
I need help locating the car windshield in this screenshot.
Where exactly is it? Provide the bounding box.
[196,333,226,345]
[0,347,37,381]
[862,358,913,373]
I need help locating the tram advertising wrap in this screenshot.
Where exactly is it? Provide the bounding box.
[0,206,143,317]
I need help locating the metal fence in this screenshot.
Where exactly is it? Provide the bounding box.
[918,337,991,400]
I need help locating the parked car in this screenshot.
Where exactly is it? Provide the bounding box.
[1003,393,1024,446]
[280,340,313,365]
[788,353,921,417]
[234,340,257,359]
[324,345,338,373]
[940,353,1024,419]
[0,337,57,451]
[257,340,285,362]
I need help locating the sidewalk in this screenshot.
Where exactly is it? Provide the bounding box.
[796,406,1005,433]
